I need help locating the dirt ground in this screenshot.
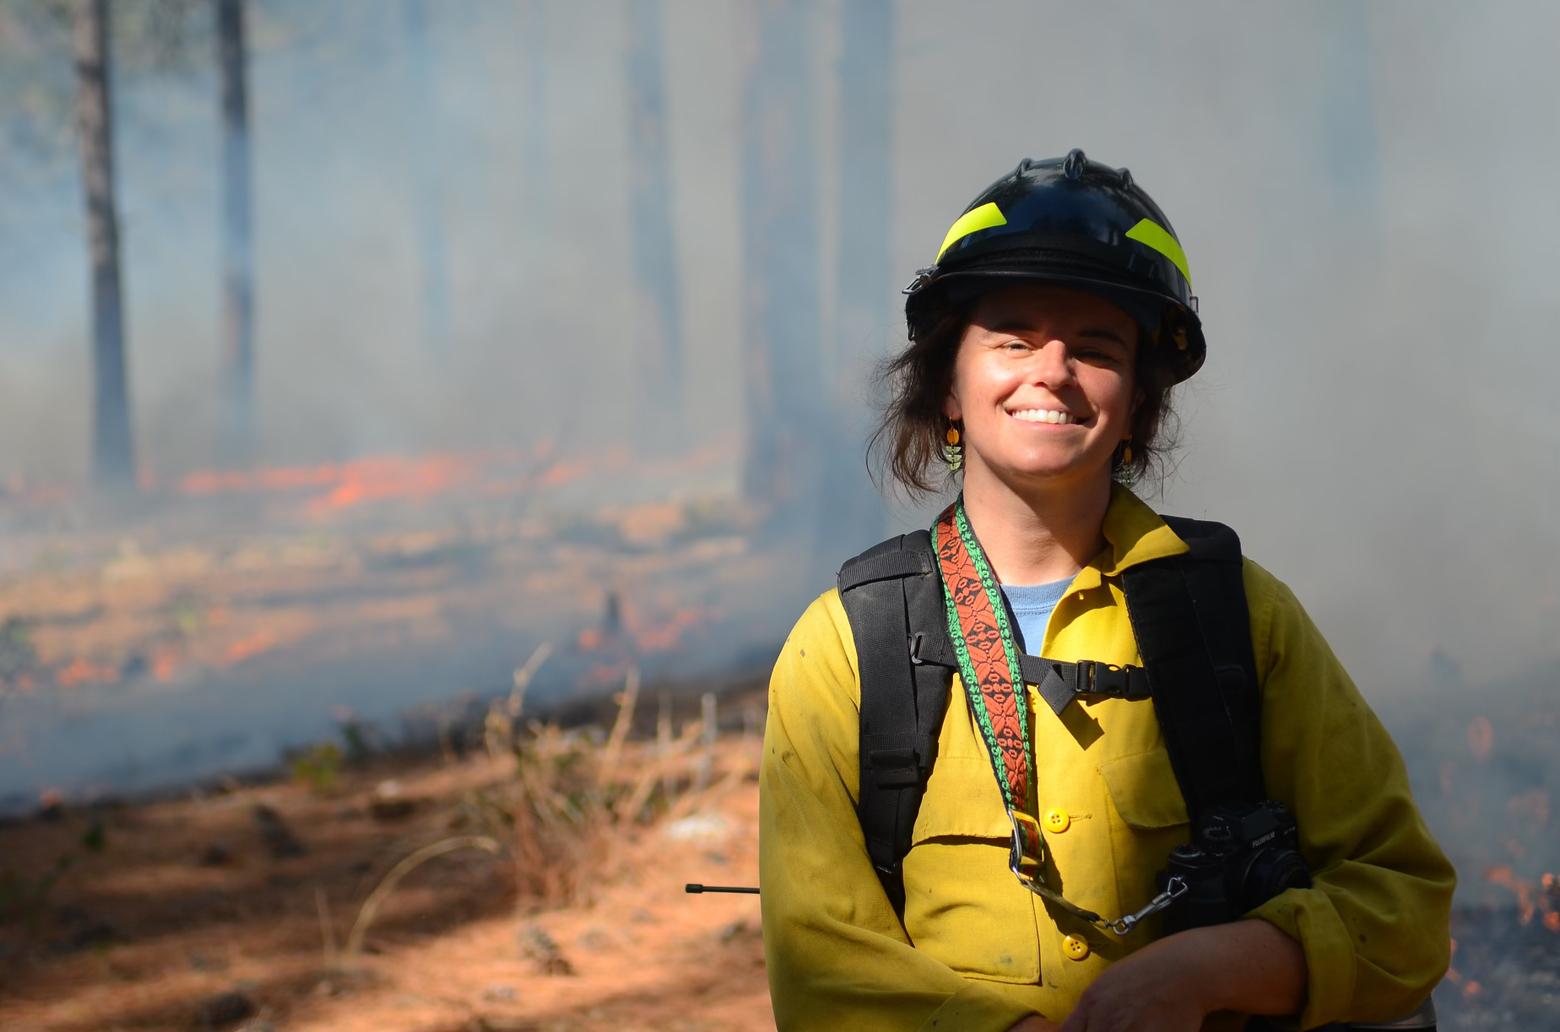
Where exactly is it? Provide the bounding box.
[0,731,773,1031]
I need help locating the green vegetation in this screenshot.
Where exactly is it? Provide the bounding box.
[288,742,343,795]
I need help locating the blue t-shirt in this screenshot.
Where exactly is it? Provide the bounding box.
[1000,578,1074,655]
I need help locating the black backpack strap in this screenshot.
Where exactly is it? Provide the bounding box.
[837,531,954,918]
[838,517,1264,912]
[1122,516,1264,823]
[1023,655,1152,715]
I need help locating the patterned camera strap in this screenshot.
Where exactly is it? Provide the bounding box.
[932,498,1112,928]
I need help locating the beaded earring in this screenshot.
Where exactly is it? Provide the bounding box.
[943,424,964,474]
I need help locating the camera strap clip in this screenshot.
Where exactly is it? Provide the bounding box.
[1100,876,1190,936]
[1007,806,1191,937]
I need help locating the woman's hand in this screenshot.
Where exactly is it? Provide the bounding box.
[1058,919,1306,1032]
[1056,934,1209,1032]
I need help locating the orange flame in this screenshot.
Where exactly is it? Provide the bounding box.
[151,649,180,683]
[305,454,481,514]
[167,445,661,516]
[1544,873,1560,934]
[1485,865,1537,925]
[575,599,715,657]
[536,458,593,489]
[631,606,709,654]
[225,631,279,665]
[12,442,737,519]
[55,657,119,688]
[175,450,520,512]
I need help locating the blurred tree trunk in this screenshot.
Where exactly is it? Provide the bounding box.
[625,0,684,443]
[216,0,256,463]
[825,0,894,547]
[72,0,135,490]
[740,0,822,527]
[402,0,451,356]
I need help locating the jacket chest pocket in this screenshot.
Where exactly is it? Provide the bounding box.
[1097,746,1192,916]
[900,756,1041,984]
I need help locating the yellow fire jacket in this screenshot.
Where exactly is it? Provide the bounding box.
[759,486,1455,1030]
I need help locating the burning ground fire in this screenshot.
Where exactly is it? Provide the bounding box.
[2,441,736,522]
[190,455,478,513]
[576,601,711,656]
[573,594,717,688]
[0,441,779,825]
[167,442,736,515]
[0,597,304,698]
[1430,709,1560,1022]
[0,442,746,696]
[1481,866,1560,934]
[1443,865,1560,1008]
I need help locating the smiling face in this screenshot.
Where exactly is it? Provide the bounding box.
[945,284,1139,496]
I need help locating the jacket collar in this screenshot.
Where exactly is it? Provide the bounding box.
[1068,484,1189,592]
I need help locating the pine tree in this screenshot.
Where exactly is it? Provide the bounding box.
[72,0,136,490]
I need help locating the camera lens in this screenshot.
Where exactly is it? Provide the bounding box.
[1237,847,1312,910]
[1162,845,1235,930]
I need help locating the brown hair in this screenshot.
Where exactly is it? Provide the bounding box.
[868,300,1182,498]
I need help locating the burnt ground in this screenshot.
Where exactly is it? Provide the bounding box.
[0,729,771,1031]
[2,728,1557,1030]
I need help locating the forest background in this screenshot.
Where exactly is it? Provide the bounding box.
[0,1,1556,1028]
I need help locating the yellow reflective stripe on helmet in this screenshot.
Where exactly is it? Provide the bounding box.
[936,202,1007,262]
[1125,218,1192,287]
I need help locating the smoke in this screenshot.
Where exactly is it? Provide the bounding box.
[892,0,1560,696]
[1,0,1556,887]
[0,1,744,480]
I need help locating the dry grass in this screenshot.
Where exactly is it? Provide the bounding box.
[466,650,724,909]
[279,642,744,949]
[0,641,767,1030]
[316,644,740,982]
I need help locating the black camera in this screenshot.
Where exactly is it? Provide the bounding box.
[1160,800,1312,932]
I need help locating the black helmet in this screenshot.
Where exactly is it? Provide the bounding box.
[904,148,1205,382]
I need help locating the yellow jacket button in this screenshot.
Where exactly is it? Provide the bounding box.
[1044,808,1071,833]
[1062,934,1091,960]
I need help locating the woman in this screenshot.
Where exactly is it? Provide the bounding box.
[758,150,1454,1031]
